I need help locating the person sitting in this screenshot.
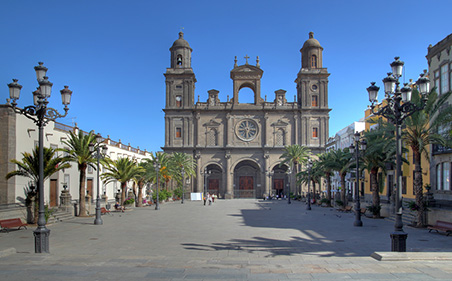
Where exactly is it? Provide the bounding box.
[114,202,124,212]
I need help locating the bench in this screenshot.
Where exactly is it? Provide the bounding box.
[0,218,28,232]
[101,207,112,216]
[428,220,452,236]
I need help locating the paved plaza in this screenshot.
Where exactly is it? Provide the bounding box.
[1,199,452,280]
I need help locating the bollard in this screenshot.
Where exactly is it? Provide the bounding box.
[74,202,78,216]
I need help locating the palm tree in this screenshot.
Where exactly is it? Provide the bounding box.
[6,146,71,222]
[101,157,145,205]
[168,152,196,190]
[361,121,398,218]
[330,148,353,205]
[297,159,323,202]
[60,131,97,217]
[318,151,335,206]
[133,161,149,207]
[403,89,452,227]
[279,144,311,194]
[6,146,71,185]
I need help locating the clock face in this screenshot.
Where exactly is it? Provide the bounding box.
[312,84,318,91]
[176,96,182,101]
[236,119,258,141]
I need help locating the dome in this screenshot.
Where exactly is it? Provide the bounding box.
[171,32,191,49]
[302,32,322,49]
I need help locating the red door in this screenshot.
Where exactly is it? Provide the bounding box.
[239,176,254,198]
[87,179,93,202]
[208,179,219,196]
[273,179,284,197]
[50,179,58,207]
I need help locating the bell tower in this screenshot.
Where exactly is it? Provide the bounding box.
[295,32,331,147]
[164,32,196,109]
[163,32,197,149]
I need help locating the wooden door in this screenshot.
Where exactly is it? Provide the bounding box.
[50,179,58,207]
[273,179,284,197]
[208,179,219,196]
[239,176,254,198]
[87,179,93,201]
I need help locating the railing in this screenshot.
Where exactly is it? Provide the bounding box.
[433,144,452,155]
[54,122,73,132]
[233,190,256,198]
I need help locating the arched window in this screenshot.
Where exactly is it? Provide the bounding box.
[208,128,218,146]
[176,95,182,107]
[311,55,317,68]
[177,54,183,66]
[276,129,285,146]
[312,127,318,138]
[311,95,318,107]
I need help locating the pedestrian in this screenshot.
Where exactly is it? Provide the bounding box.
[203,193,207,205]
[208,193,212,205]
[212,194,215,203]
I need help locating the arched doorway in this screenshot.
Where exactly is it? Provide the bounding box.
[271,165,289,198]
[233,160,261,198]
[204,164,223,198]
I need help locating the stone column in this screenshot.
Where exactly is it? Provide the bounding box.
[59,189,72,212]
[225,151,233,199]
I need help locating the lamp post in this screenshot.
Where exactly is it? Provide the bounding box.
[153,162,161,210]
[89,133,107,225]
[202,168,211,204]
[349,132,366,227]
[181,166,185,204]
[367,56,430,252]
[266,170,274,200]
[306,158,313,210]
[7,62,72,253]
[287,166,292,204]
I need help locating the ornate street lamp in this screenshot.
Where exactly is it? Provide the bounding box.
[306,158,313,210]
[367,57,430,252]
[202,167,211,204]
[89,133,107,225]
[153,162,161,210]
[349,132,366,227]
[181,166,185,204]
[7,62,72,253]
[266,169,274,200]
[287,166,292,204]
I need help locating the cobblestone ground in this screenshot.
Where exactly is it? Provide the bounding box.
[1,199,451,280]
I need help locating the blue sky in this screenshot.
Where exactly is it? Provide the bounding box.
[1,0,451,153]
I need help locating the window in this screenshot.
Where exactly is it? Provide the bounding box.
[312,127,318,138]
[311,55,317,68]
[177,54,183,66]
[441,64,449,94]
[176,95,182,107]
[443,162,450,191]
[437,164,442,190]
[276,129,285,146]
[236,120,258,141]
[402,176,407,195]
[88,164,93,174]
[207,129,217,146]
[434,70,440,94]
[311,95,318,107]
[175,127,182,138]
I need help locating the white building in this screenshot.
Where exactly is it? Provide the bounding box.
[0,104,151,209]
[326,119,365,200]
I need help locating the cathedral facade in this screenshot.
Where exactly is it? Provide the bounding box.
[163,32,330,199]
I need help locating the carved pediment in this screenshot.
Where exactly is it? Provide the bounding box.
[204,119,221,127]
[271,119,289,127]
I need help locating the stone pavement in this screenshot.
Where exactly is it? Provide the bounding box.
[0,199,451,280]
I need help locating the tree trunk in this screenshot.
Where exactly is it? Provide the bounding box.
[340,173,346,205]
[413,148,425,227]
[326,173,332,206]
[370,169,380,218]
[121,182,127,205]
[312,181,316,201]
[137,182,143,207]
[78,165,87,217]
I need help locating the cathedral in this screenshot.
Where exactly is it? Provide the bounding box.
[163,32,330,199]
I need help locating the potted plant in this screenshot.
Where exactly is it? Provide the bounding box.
[123,197,135,208]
